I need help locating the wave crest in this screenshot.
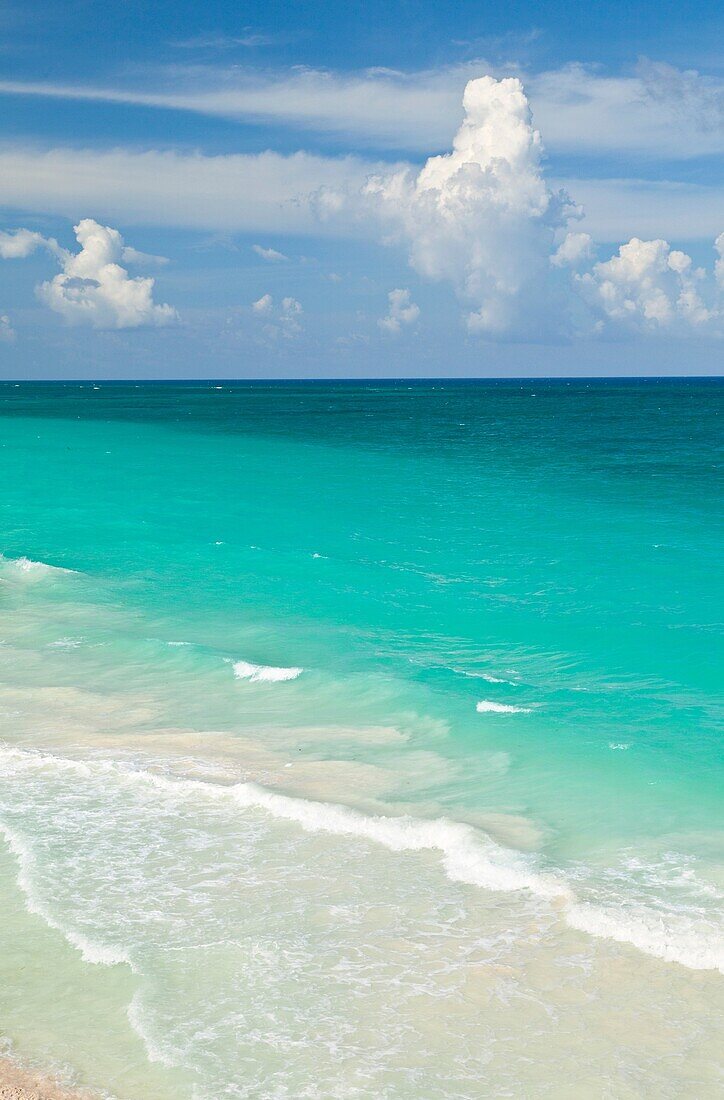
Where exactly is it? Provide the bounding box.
[476,700,531,714]
[232,660,303,683]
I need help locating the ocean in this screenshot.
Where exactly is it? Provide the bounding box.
[0,379,721,1098]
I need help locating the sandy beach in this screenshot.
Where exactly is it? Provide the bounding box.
[0,1058,89,1100]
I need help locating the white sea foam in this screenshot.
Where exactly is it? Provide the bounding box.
[0,744,721,975]
[0,555,77,581]
[476,700,531,714]
[232,660,303,683]
[0,820,132,968]
[127,993,178,1067]
[567,902,724,974]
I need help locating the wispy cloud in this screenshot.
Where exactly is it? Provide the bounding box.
[0,145,720,244]
[252,293,303,337]
[168,32,277,50]
[0,313,15,342]
[0,146,386,235]
[0,60,722,158]
[252,244,288,261]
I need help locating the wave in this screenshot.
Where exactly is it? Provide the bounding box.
[567,902,724,974]
[232,660,303,683]
[476,700,531,714]
[0,820,132,968]
[0,555,77,581]
[0,744,721,975]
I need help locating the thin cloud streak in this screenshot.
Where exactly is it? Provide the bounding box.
[0,60,722,158]
[0,145,720,243]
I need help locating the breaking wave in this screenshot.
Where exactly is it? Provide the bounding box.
[232,660,303,683]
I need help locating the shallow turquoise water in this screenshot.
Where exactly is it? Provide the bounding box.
[0,380,722,1098]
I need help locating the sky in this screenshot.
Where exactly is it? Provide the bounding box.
[0,0,722,378]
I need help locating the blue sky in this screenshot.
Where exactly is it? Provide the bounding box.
[0,0,722,377]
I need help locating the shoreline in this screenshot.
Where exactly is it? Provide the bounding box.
[0,1056,91,1100]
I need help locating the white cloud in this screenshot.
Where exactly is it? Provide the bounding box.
[0,146,720,247]
[1,218,177,329]
[252,293,273,314]
[121,245,169,266]
[0,314,15,342]
[317,74,722,339]
[0,147,382,236]
[554,178,724,244]
[252,293,303,337]
[379,288,420,333]
[358,76,576,336]
[252,244,288,261]
[169,33,276,49]
[0,59,722,159]
[715,233,724,290]
[529,61,724,160]
[0,68,469,152]
[578,237,721,333]
[551,232,594,268]
[0,73,721,344]
[0,227,60,259]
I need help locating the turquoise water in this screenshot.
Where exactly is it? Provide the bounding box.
[0,380,722,1098]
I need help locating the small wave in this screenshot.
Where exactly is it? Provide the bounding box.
[476,700,531,714]
[567,902,724,973]
[127,993,179,1068]
[0,820,132,968]
[0,555,77,581]
[232,660,303,683]
[1,745,721,975]
[0,744,567,919]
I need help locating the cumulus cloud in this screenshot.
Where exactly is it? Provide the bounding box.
[252,293,273,314]
[252,293,303,337]
[359,76,577,336]
[252,244,288,261]
[715,233,724,290]
[0,74,721,345]
[0,314,15,342]
[315,74,722,339]
[578,237,721,332]
[1,219,177,329]
[0,227,60,259]
[379,288,420,334]
[551,231,594,268]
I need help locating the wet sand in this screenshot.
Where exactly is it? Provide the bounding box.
[0,1058,89,1100]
